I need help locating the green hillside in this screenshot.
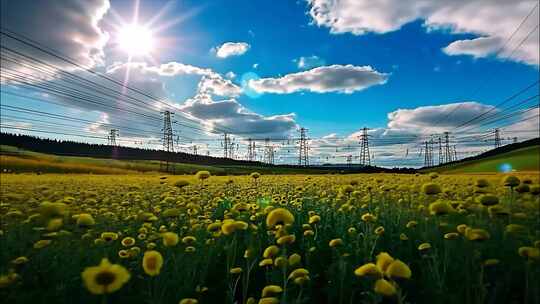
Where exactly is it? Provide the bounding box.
[423,145,539,174]
[0,145,326,175]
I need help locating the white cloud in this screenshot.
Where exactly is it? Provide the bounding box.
[443,37,502,58]
[248,65,388,94]
[387,102,496,132]
[214,42,250,58]
[225,71,237,79]
[178,93,297,137]
[294,55,326,69]
[197,75,242,97]
[0,0,110,73]
[307,0,539,65]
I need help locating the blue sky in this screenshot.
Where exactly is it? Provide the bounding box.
[1,0,539,166]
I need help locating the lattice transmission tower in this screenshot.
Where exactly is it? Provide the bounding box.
[298,127,309,166]
[222,133,231,158]
[264,138,274,164]
[161,111,175,173]
[359,127,371,166]
[494,128,501,148]
[247,138,256,161]
[107,129,118,146]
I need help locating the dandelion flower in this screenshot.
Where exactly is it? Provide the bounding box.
[288,253,301,267]
[162,232,179,247]
[179,299,198,304]
[518,247,540,260]
[76,214,95,227]
[288,268,309,280]
[418,243,432,252]
[422,183,441,195]
[376,252,394,272]
[33,239,52,249]
[121,237,136,247]
[477,194,499,206]
[354,263,382,278]
[261,285,283,297]
[373,278,397,297]
[309,215,321,224]
[81,258,130,295]
[329,238,343,247]
[263,245,280,258]
[465,228,490,242]
[258,297,280,304]
[385,260,411,279]
[266,208,294,228]
[230,267,243,274]
[142,250,164,276]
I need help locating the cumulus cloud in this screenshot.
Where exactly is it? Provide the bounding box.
[1,0,110,73]
[248,65,388,94]
[197,75,242,97]
[443,37,503,58]
[307,0,539,65]
[294,55,326,69]
[214,42,250,58]
[387,102,496,131]
[178,93,297,136]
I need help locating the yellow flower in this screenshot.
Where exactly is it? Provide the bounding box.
[303,230,314,237]
[185,246,196,253]
[483,259,500,267]
[195,170,211,180]
[142,250,164,276]
[354,263,382,278]
[277,234,296,245]
[230,267,243,274]
[477,194,499,206]
[418,243,432,251]
[385,260,411,279]
[100,232,119,242]
[179,299,198,304]
[258,297,280,304]
[361,213,377,222]
[406,221,417,229]
[263,245,280,258]
[118,250,130,259]
[261,285,283,297]
[399,233,409,241]
[121,237,136,247]
[266,208,294,228]
[76,214,95,227]
[288,268,309,280]
[457,224,468,234]
[81,258,130,295]
[518,247,540,260]
[329,238,343,247]
[502,175,520,187]
[374,226,385,236]
[274,257,288,268]
[429,200,454,215]
[308,215,321,224]
[33,239,52,249]
[376,252,394,272]
[444,232,460,240]
[259,258,273,267]
[465,228,490,241]
[162,232,179,247]
[422,183,441,195]
[288,253,301,267]
[373,278,397,297]
[11,256,29,265]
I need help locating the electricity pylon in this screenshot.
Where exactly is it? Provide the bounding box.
[494,128,501,148]
[107,129,118,146]
[298,127,309,166]
[359,127,371,166]
[264,138,274,164]
[247,138,256,161]
[444,132,452,163]
[161,111,174,173]
[222,133,231,158]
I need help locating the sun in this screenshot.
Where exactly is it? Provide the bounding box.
[117,24,154,56]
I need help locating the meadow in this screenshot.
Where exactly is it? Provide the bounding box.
[0,172,539,304]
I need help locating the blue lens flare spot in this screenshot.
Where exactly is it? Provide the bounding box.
[498,163,512,173]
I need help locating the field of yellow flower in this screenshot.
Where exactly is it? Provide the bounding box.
[0,172,539,304]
